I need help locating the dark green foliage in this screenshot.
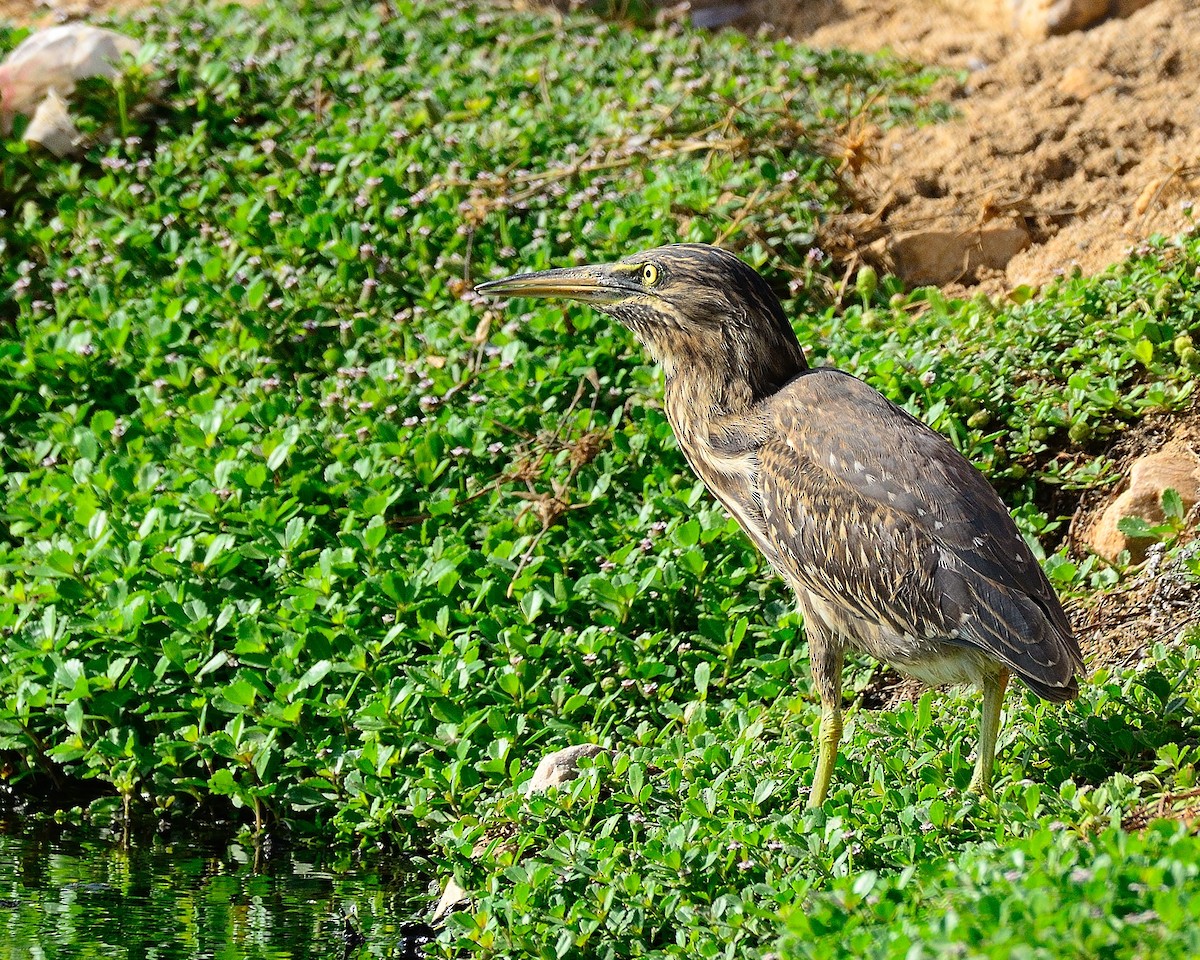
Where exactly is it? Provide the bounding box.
[0,0,945,836]
[783,822,1200,959]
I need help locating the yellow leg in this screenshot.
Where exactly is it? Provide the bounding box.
[808,702,843,808]
[805,630,845,808]
[968,669,1010,797]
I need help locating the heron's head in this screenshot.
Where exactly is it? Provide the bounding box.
[476,244,807,389]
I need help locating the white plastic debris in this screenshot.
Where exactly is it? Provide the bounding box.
[0,24,141,135]
[432,744,608,921]
[23,88,78,157]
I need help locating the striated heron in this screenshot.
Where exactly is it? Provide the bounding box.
[477,243,1084,807]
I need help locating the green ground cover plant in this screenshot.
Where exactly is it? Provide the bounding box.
[1,1,1198,957]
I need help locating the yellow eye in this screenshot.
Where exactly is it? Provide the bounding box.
[641,263,659,286]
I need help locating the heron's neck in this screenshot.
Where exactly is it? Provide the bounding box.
[659,328,807,420]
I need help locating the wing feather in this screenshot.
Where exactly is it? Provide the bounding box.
[723,368,1082,698]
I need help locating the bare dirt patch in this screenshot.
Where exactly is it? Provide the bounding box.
[741,0,1200,295]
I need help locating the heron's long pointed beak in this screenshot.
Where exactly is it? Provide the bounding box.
[475,265,636,305]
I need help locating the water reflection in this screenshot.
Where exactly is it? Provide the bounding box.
[0,820,436,959]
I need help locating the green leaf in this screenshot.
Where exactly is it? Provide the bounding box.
[294,660,332,694]
[674,520,701,547]
[64,699,85,735]
[1116,515,1157,538]
[220,678,258,709]
[246,278,267,310]
[208,768,238,796]
[203,533,236,568]
[1161,487,1184,522]
[627,761,645,800]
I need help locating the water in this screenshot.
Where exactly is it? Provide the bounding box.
[0,821,437,959]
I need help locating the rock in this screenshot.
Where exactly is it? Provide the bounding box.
[23,90,79,157]
[1111,0,1159,18]
[1086,450,1200,562]
[1026,0,1159,39]
[1012,0,1110,38]
[999,1,1159,39]
[0,24,140,135]
[952,0,1150,37]
[1057,64,1113,100]
[1133,176,1169,217]
[526,743,606,794]
[878,223,1030,286]
[432,743,608,921]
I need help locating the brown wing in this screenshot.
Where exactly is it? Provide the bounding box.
[715,368,1083,700]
